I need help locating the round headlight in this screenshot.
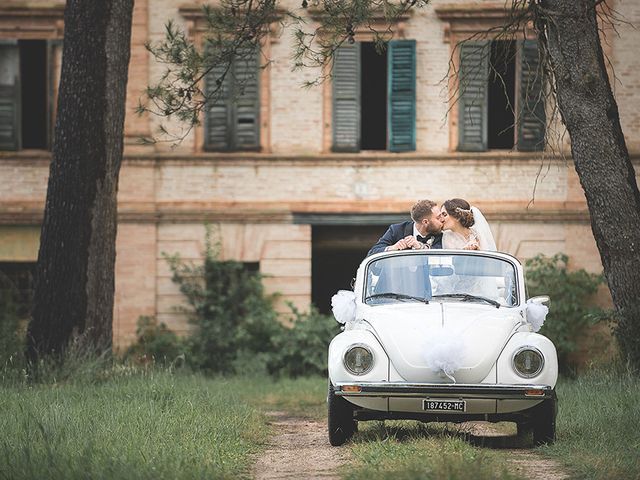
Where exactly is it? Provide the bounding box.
[513,347,544,378]
[344,345,374,375]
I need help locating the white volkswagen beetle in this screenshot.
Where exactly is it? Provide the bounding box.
[328,249,557,446]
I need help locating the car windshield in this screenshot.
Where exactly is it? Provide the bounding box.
[365,253,518,307]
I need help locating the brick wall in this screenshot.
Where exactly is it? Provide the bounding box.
[153,222,311,340]
[612,0,640,151]
[3,0,640,346]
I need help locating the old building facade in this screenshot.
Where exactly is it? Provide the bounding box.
[1,0,639,348]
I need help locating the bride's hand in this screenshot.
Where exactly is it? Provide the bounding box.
[463,241,479,250]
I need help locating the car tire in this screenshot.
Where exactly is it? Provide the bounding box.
[328,382,356,446]
[531,396,557,446]
[516,395,557,447]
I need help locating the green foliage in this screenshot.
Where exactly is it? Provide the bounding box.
[543,365,640,479]
[162,229,339,377]
[270,305,339,378]
[165,233,283,375]
[125,316,185,366]
[0,373,268,479]
[525,253,605,370]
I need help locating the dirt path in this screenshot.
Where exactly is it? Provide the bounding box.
[458,421,570,480]
[252,412,351,479]
[253,414,569,480]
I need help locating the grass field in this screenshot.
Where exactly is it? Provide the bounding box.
[542,367,640,479]
[0,372,269,479]
[1,366,638,479]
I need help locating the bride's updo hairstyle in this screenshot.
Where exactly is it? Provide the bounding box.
[443,198,475,228]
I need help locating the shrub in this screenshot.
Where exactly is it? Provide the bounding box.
[163,228,343,378]
[125,316,185,366]
[525,253,605,372]
[166,231,284,375]
[269,305,340,378]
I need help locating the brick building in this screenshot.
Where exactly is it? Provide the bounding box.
[1,0,638,348]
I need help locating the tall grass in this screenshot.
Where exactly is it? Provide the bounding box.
[0,372,267,480]
[542,365,640,479]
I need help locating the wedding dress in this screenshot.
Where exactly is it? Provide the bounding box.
[441,207,496,251]
[436,207,498,299]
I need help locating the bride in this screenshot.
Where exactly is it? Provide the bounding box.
[435,198,498,299]
[440,198,496,251]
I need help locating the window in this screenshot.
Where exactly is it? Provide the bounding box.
[0,40,51,151]
[457,39,545,152]
[488,40,516,149]
[204,47,260,151]
[332,39,416,153]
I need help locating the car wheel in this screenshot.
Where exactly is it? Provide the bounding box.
[328,382,356,446]
[531,396,557,446]
[516,395,557,447]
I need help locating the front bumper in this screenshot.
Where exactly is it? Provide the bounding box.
[334,382,554,400]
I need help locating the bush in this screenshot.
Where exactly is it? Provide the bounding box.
[269,305,340,378]
[525,253,605,372]
[165,231,284,375]
[125,316,185,366]
[162,228,341,378]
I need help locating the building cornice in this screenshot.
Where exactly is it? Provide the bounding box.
[0,199,591,225]
[434,2,519,21]
[178,2,287,39]
[4,149,640,167]
[0,4,65,39]
[434,2,533,42]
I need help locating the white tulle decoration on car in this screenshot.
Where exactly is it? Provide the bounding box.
[526,300,549,332]
[422,329,465,382]
[331,290,357,325]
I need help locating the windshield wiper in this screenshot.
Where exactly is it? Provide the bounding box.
[432,293,500,308]
[365,292,429,304]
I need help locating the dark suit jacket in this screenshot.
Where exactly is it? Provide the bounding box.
[367,221,443,256]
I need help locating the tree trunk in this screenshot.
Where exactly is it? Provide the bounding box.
[539,0,640,368]
[27,0,134,360]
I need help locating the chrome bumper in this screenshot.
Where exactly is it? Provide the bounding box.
[334,382,554,400]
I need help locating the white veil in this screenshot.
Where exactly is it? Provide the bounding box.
[471,206,497,251]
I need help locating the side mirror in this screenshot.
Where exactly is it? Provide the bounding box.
[527,295,549,304]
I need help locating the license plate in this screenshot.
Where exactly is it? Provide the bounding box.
[422,399,466,412]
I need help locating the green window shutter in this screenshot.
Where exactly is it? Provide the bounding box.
[517,39,546,152]
[0,41,21,151]
[232,47,260,151]
[457,41,489,152]
[204,61,231,151]
[204,47,260,151]
[332,43,360,152]
[388,40,416,152]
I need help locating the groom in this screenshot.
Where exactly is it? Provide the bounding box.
[367,199,444,256]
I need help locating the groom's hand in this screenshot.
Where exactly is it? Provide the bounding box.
[405,236,425,250]
[386,236,412,251]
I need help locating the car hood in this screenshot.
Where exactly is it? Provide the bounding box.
[362,302,521,383]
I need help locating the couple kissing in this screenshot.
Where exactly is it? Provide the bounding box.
[367,199,496,257]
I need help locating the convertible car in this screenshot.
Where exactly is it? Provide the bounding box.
[328,249,557,446]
